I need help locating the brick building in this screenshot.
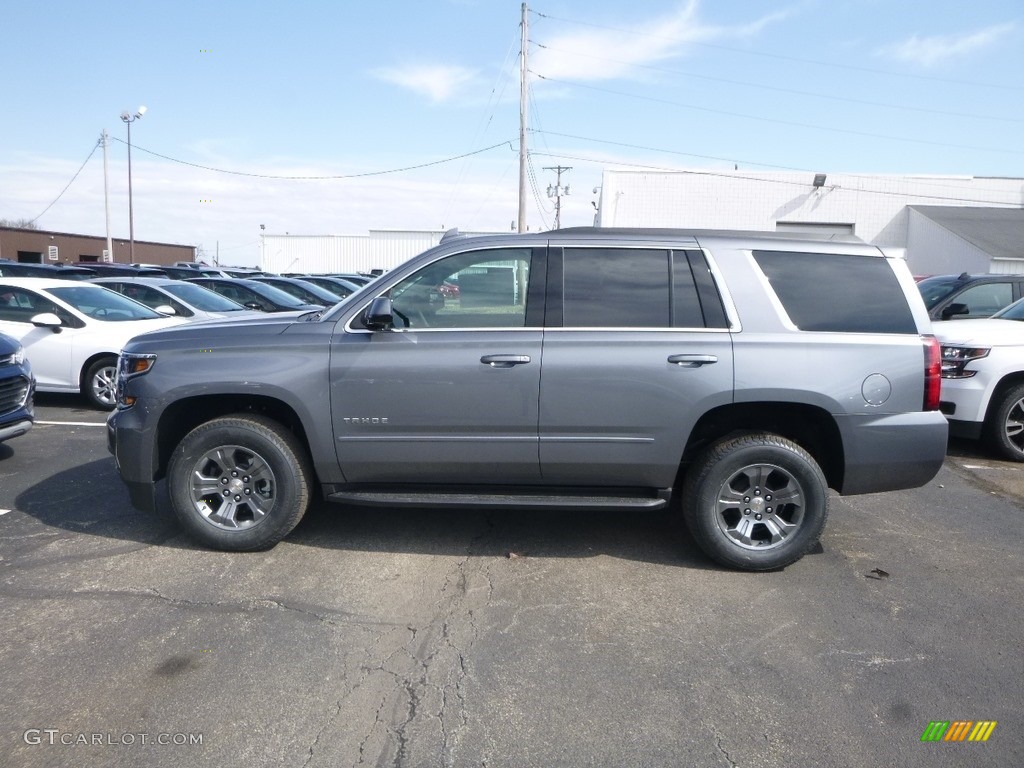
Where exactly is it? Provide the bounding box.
[0,226,195,267]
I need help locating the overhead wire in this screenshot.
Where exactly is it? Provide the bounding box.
[530,9,1024,92]
[29,139,101,224]
[530,72,1024,158]
[109,136,517,180]
[442,27,522,224]
[530,41,1024,126]
[528,148,1023,207]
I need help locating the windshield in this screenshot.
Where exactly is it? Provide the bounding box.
[244,281,316,308]
[916,276,961,310]
[163,282,247,311]
[992,298,1024,321]
[46,285,165,321]
[264,279,343,305]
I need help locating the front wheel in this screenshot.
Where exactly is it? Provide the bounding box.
[986,382,1024,462]
[83,356,118,410]
[682,433,829,571]
[167,415,313,551]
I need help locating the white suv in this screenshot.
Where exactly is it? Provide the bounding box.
[934,297,1024,460]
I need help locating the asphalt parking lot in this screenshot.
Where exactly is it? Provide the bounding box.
[1,394,1022,768]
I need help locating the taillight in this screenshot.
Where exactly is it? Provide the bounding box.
[923,335,941,411]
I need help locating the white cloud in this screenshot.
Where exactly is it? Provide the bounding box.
[372,63,480,103]
[879,22,1016,67]
[0,150,531,265]
[531,0,793,82]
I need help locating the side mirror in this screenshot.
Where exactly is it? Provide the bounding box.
[31,312,63,332]
[941,302,969,319]
[154,305,177,316]
[244,302,264,311]
[363,296,394,331]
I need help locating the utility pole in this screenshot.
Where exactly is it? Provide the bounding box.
[545,165,571,229]
[517,2,528,233]
[101,130,113,262]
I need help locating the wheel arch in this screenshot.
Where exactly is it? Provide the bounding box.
[984,371,1024,424]
[681,402,844,491]
[154,394,314,483]
[78,351,119,391]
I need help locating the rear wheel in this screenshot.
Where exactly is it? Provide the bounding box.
[986,382,1024,462]
[83,356,118,410]
[683,433,828,570]
[167,415,312,550]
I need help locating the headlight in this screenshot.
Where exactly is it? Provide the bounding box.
[116,352,157,408]
[940,345,989,379]
[119,352,157,379]
[0,344,25,366]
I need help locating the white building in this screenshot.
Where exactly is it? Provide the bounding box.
[595,170,1024,274]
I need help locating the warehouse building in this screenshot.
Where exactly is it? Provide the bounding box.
[0,225,195,267]
[594,170,1024,275]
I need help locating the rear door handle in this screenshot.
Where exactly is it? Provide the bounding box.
[481,354,532,368]
[668,354,718,367]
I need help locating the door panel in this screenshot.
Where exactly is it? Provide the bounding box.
[330,246,542,484]
[538,331,733,486]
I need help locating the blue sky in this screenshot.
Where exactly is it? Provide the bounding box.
[1,0,1021,265]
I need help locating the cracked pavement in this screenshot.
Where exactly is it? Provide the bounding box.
[0,398,1022,767]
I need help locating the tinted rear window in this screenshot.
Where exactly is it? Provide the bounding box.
[753,251,917,334]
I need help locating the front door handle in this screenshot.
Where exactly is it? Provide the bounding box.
[668,354,718,367]
[481,354,532,368]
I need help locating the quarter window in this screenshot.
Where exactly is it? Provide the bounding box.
[753,250,917,334]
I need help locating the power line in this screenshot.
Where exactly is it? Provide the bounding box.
[109,137,517,180]
[530,72,1024,157]
[530,9,1024,92]
[29,140,101,224]
[528,148,1024,207]
[530,41,1024,126]
[534,129,1024,200]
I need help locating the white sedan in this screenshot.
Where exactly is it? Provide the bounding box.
[933,296,1024,461]
[0,277,186,409]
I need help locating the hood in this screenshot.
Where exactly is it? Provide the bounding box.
[932,318,1024,347]
[129,310,311,343]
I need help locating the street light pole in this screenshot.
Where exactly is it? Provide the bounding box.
[119,105,146,263]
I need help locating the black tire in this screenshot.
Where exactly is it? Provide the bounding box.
[167,415,312,551]
[82,356,118,410]
[986,382,1024,462]
[682,433,828,571]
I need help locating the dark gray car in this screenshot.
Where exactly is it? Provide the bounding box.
[108,228,948,570]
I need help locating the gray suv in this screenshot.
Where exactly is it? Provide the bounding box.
[107,228,948,570]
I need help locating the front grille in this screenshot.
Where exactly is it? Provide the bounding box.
[0,375,30,416]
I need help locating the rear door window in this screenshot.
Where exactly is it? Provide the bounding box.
[560,248,720,328]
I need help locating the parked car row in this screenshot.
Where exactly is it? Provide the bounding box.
[0,267,384,414]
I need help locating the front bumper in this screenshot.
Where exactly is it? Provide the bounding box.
[107,407,159,513]
[0,418,33,443]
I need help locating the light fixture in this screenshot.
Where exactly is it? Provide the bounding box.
[812,173,827,188]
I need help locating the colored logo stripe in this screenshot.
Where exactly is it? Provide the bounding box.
[921,721,996,742]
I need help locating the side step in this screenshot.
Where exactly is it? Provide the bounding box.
[326,488,671,510]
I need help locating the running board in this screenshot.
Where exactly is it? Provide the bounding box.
[326,488,670,510]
